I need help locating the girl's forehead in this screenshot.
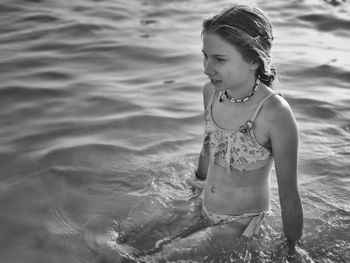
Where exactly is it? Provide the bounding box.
[203,33,225,45]
[202,33,240,55]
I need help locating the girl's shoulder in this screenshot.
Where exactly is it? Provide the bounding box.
[264,91,294,118]
[261,91,298,133]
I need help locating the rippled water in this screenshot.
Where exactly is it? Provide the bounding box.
[0,0,349,262]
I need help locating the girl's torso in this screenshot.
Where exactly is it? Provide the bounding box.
[202,85,277,216]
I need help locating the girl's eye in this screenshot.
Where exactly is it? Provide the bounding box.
[216,58,226,62]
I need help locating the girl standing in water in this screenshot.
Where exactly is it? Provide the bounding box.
[193,3,303,260]
[97,4,303,262]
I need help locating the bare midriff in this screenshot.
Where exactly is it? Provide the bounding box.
[202,160,273,216]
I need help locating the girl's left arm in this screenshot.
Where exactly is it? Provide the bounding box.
[269,97,304,256]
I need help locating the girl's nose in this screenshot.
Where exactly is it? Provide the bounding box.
[204,60,215,76]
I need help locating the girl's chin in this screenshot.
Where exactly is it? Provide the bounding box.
[210,80,225,90]
[213,84,226,91]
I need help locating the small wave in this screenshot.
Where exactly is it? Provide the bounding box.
[70,1,133,21]
[1,54,56,70]
[39,143,137,163]
[0,3,23,13]
[323,0,347,7]
[298,13,350,32]
[74,41,121,53]
[313,64,350,83]
[9,114,195,148]
[25,41,81,52]
[287,97,339,119]
[0,26,58,44]
[115,114,202,129]
[4,21,108,44]
[0,85,70,101]
[86,95,145,114]
[288,63,350,84]
[137,138,197,155]
[45,165,106,188]
[19,13,61,23]
[55,22,106,38]
[30,70,73,81]
[86,43,197,65]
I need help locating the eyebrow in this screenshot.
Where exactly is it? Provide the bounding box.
[201,50,227,57]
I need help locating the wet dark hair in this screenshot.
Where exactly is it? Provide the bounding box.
[202,5,276,87]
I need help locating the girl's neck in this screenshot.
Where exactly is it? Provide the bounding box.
[225,76,258,100]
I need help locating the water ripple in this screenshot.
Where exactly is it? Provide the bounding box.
[0,85,70,102]
[19,13,61,23]
[298,13,350,32]
[286,97,340,119]
[0,0,349,262]
[46,205,82,236]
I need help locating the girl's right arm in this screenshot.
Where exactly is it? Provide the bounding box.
[195,82,213,180]
[196,144,209,180]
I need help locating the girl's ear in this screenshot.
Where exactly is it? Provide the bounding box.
[250,60,259,70]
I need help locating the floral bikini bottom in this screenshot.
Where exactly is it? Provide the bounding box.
[201,202,267,237]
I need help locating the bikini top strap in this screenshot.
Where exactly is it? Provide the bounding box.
[249,92,278,122]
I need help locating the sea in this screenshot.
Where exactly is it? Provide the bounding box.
[0,0,349,262]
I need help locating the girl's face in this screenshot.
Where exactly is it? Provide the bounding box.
[202,32,257,91]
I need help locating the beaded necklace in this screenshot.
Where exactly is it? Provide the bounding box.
[219,78,260,103]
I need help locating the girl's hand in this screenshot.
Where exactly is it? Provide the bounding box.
[186,172,206,189]
[284,240,298,262]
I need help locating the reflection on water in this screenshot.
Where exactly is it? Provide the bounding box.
[0,0,349,262]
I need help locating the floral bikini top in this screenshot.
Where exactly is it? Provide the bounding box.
[203,90,277,172]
